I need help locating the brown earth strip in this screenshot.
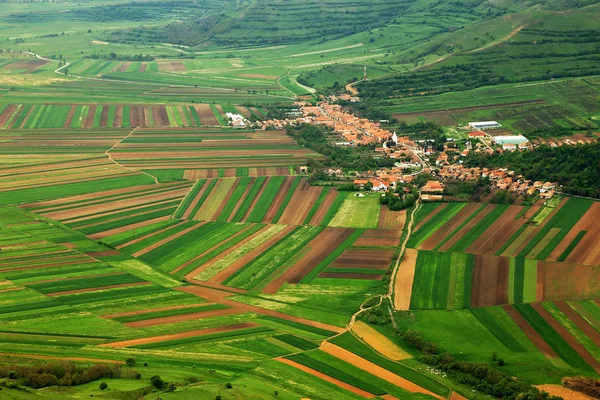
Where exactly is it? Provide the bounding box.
[74,204,176,231]
[210,225,297,284]
[0,105,17,126]
[555,301,600,348]
[330,249,395,269]
[63,106,76,128]
[393,248,418,310]
[531,303,600,373]
[470,254,509,307]
[571,302,600,331]
[139,63,147,72]
[117,62,131,72]
[353,229,402,247]
[180,224,268,278]
[309,188,339,226]
[276,357,374,398]
[502,304,557,358]
[99,106,109,128]
[101,322,257,348]
[468,205,534,255]
[450,392,470,400]
[132,222,204,258]
[378,207,407,230]
[421,203,480,250]
[114,106,123,127]
[177,285,344,333]
[262,176,294,223]
[320,342,444,399]
[554,203,600,265]
[537,261,545,302]
[89,215,171,240]
[279,182,322,225]
[82,105,96,129]
[194,104,218,126]
[319,272,382,280]
[125,307,244,328]
[46,282,151,297]
[438,205,495,251]
[262,228,355,294]
[413,203,447,232]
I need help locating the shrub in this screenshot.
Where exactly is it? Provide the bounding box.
[225,382,233,389]
[7,371,17,379]
[150,375,164,389]
[125,358,136,367]
[99,382,108,391]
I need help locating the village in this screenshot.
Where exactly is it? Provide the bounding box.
[256,96,560,201]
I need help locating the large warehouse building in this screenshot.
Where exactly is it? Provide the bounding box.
[468,121,502,130]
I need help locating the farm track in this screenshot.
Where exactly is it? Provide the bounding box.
[105,127,158,184]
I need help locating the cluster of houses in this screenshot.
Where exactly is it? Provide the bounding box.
[226,113,249,128]
[436,164,556,199]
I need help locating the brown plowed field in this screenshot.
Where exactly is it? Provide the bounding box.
[126,307,244,328]
[117,62,131,72]
[354,229,402,247]
[309,188,338,225]
[177,285,344,333]
[469,204,538,255]
[152,106,168,127]
[46,282,151,297]
[319,272,382,280]
[82,105,96,128]
[559,203,600,265]
[114,106,123,127]
[542,262,600,302]
[502,304,558,358]
[421,203,480,250]
[378,207,407,230]
[63,106,76,128]
[537,262,545,302]
[278,182,322,225]
[194,104,218,126]
[320,342,444,399]
[531,303,600,373]
[470,254,509,307]
[171,62,185,71]
[101,323,257,348]
[89,215,171,239]
[210,225,296,284]
[130,105,146,127]
[555,302,600,347]
[236,106,252,118]
[571,302,600,330]
[5,59,48,72]
[330,249,394,269]
[0,353,124,365]
[262,228,355,293]
[438,204,495,251]
[394,248,418,310]
[450,392,470,400]
[262,176,294,222]
[413,203,447,232]
[276,357,374,398]
[99,106,109,128]
[139,63,147,72]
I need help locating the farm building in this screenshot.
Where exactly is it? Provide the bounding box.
[468,131,487,138]
[422,180,444,193]
[493,135,529,150]
[468,121,502,130]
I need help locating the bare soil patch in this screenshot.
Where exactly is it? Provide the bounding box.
[194,104,218,126]
[393,248,418,310]
[354,229,401,247]
[46,282,151,297]
[330,249,395,270]
[470,254,509,307]
[319,272,382,280]
[278,182,322,225]
[262,176,294,223]
[378,208,407,230]
[262,228,355,293]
